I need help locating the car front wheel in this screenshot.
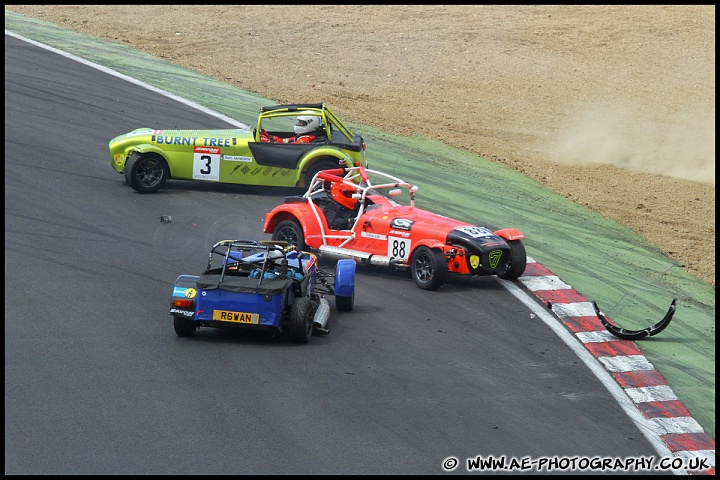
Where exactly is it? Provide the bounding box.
[124,152,169,193]
[411,246,447,290]
[335,291,354,312]
[272,219,306,251]
[498,239,527,280]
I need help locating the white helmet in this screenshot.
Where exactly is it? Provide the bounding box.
[294,111,323,135]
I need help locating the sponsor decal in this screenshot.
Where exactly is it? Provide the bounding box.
[388,229,411,238]
[153,136,192,146]
[155,136,233,147]
[390,218,414,231]
[185,288,197,299]
[170,308,194,317]
[193,146,222,154]
[470,255,480,269]
[489,250,503,268]
[172,286,187,296]
[361,231,387,240]
[456,226,495,238]
[193,147,221,181]
[388,236,411,260]
[223,155,252,162]
[200,138,232,148]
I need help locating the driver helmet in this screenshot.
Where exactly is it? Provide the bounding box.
[330,182,357,210]
[295,111,323,135]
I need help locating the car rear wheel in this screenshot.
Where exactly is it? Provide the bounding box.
[411,246,447,290]
[289,297,313,344]
[272,219,306,251]
[304,160,340,189]
[124,152,169,193]
[498,239,527,280]
[173,316,196,337]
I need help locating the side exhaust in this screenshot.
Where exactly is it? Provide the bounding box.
[318,245,408,268]
[313,296,331,334]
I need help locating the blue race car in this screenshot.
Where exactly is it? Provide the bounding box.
[170,239,356,343]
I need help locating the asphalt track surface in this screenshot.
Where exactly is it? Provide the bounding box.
[4,17,714,475]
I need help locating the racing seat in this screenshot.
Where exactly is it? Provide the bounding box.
[311,131,328,143]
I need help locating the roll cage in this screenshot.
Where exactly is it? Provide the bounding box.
[256,103,358,146]
[203,239,343,298]
[203,239,302,286]
[304,166,419,248]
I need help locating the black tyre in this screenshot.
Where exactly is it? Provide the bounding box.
[411,246,447,290]
[173,316,196,337]
[498,239,527,280]
[304,160,339,189]
[335,291,354,312]
[124,152,169,193]
[272,219,306,251]
[289,297,313,344]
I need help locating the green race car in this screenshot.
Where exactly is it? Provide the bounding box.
[109,103,368,193]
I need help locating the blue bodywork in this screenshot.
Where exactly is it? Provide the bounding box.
[170,240,355,341]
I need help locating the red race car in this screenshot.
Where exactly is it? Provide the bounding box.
[262,166,527,290]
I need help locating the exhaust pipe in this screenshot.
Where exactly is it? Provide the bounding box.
[318,245,407,268]
[313,297,331,334]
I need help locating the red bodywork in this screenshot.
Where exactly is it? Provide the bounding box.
[262,167,525,276]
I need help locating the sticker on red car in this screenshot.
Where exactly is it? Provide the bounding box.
[388,236,411,260]
[390,218,414,230]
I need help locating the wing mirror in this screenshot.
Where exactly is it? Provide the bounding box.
[388,188,402,197]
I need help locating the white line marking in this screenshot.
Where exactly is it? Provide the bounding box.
[648,417,705,436]
[518,275,572,291]
[576,330,618,343]
[4,30,251,130]
[547,301,597,317]
[598,355,656,372]
[625,385,679,403]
